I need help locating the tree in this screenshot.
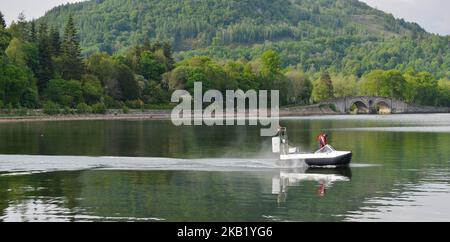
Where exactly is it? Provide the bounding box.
[163,66,190,91]
[60,15,84,80]
[86,52,123,100]
[437,79,450,107]
[173,56,232,92]
[22,41,39,79]
[404,71,438,105]
[36,22,54,92]
[49,26,61,56]
[117,64,140,101]
[312,72,334,102]
[8,12,28,40]
[285,70,312,105]
[142,81,168,104]
[224,60,258,91]
[261,50,281,77]
[332,74,358,97]
[0,11,6,29]
[359,69,407,100]
[5,38,27,67]
[0,64,28,107]
[139,51,165,81]
[0,28,11,53]
[359,70,383,96]
[381,70,406,100]
[20,88,39,108]
[44,78,83,107]
[81,74,103,105]
[29,21,37,42]
[162,42,175,70]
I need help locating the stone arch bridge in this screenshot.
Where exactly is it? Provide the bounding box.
[322,96,409,114]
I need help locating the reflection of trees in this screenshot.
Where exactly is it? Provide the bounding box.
[0,118,449,221]
[77,171,272,221]
[0,121,273,158]
[0,171,84,221]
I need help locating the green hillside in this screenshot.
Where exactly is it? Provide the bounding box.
[40,0,422,50]
[38,0,449,78]
[1,0,449,113]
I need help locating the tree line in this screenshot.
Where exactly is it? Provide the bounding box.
[0,12,449,116]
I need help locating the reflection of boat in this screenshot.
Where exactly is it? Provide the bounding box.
[272,127,352,167]
[272,167,352,202]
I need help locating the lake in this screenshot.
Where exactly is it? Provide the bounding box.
[0,114,449,222]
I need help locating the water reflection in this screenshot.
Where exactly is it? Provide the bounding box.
[272,167,352,203]
[0,114,449,221]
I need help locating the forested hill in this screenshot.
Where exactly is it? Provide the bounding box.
[39,0,449,78]
[41,0,423,52]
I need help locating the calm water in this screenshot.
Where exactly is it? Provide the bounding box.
[0,114,449,222]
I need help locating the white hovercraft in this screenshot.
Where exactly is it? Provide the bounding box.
[272,127,352,167]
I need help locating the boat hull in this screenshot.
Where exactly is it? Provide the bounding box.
[305,152,352,167]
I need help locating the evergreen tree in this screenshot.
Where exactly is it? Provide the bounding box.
[29,21,37,42]
[312,72,334,102]
[16,12,28,40]
[0,11,6,29]
[0,27,11,53]
[36,22,54,92]
[49,26,61,56]
[162,42,175,70]
[60,15,84,80]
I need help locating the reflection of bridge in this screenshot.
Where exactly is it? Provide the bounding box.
[322,96,449,114]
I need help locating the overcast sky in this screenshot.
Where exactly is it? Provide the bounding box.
[360,0,450,35]
[1,0,449,35]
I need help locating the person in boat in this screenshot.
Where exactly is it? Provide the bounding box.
[317,133,329,149]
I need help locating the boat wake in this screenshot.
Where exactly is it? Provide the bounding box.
[0,155,289,175]
[0,155,378,176]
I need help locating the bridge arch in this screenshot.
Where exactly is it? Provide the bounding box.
[375,101,391,114]
[349,101,370,114]
[322,96,409,114]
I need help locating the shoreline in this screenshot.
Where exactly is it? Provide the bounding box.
[0,111,173,123]
[0,107,448,123]
[0,105,339,123]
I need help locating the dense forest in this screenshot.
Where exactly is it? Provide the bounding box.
[38,0,449,79]
[0,0,449,114]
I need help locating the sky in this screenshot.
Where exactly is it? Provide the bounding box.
[1,0,449,35]
[360,0,450,35]
[1,0,84,23]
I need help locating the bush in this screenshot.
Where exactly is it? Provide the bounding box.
[92,103,107,114]
[45,79,83,108]
[76,103,92,114]
[122,105,129,114]
[20,88,40,109]
[104,95,122,109]
[125,99,144,109]
[43,101,60,115]
[143,103,175,110]
[6,103,13,114]
[63,107,76,115]
[16,107,28,116]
